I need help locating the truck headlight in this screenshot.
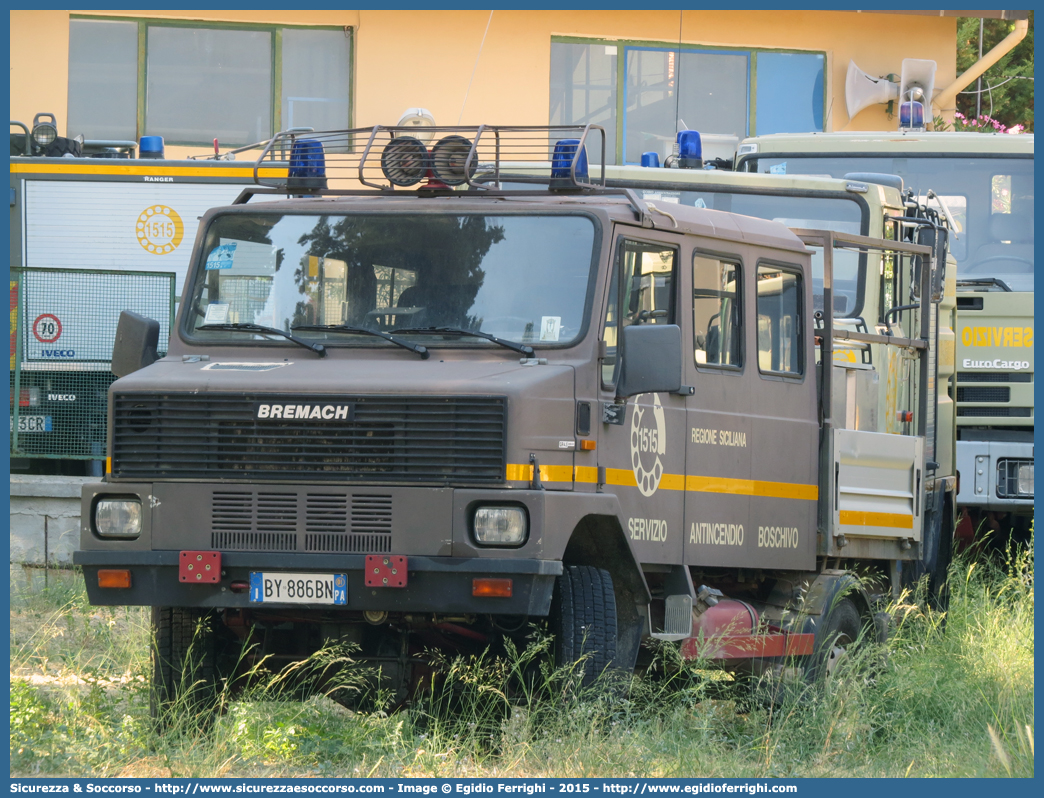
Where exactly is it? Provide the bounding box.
[1017,463,1034,497]
[472,506,528,547]
[94,498,142,539]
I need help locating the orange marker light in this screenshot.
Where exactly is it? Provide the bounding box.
[579,439,596,451]
[472,578,513,598]
[97,569,132,589]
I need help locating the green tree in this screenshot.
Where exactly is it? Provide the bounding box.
[954,13,1034,132]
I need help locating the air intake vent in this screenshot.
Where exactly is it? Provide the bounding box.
[956,386,1010,403]
[210,491,299,550]
[957,371,1032,383]
[304,533,392,553]
[213,531,297,551]
[305,494,348,534]
[957,407,1032,418]
[352,494,393,534]
[112,393,507,483]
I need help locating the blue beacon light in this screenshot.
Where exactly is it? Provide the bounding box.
[641,151,660,168]
[551,138,589,188]
[288,139,328,192]
[899,100,925,130]
[676,130,703,169]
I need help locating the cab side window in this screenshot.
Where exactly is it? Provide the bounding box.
[602,239,677,385]
[756,264,803,376]
[693,254,742,368]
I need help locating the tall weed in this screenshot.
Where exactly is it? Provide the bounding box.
[9,545,1033,778]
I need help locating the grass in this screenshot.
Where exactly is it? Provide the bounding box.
[9,544,1034,779]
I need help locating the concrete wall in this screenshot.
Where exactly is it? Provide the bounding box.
[10,475,91,565]
[11,9,957,158]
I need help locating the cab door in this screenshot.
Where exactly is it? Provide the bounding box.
[683,250,753,566]
[600,232,686,565]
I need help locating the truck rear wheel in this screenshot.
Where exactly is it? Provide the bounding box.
[808,598,864,684]
[551,565,618,687]
[151,607,222,725]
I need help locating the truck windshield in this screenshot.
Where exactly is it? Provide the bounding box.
[186,213,598,348]
[633,188,865,318]
[741,156,1034,291]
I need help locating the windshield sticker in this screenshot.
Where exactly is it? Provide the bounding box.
[769,162,787,175]
[204,303,230,324]
[540,316,562,342]
[693,197,707,208]
[205,243,237,270]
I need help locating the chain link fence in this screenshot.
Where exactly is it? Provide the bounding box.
[10,267,175,460]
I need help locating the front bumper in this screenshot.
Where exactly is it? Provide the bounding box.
[956,440,1034,511]
[73,550,561,615]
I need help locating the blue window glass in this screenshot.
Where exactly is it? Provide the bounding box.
[755,52,825,135]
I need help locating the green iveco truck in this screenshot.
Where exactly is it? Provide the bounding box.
[735,131,1033,546]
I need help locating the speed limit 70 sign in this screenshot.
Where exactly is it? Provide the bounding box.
[32,313,62,343]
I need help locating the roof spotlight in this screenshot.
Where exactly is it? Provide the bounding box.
[31,113,58,149]
[430,135,476,186]
[381,136,431,187]
[396,108,437,145]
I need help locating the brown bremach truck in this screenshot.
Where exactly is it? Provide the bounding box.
[74,125,955,711]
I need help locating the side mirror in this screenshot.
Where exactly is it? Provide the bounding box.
[112,311,160,378]
[617,324,682,398]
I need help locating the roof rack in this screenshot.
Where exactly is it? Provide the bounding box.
[251,124,607,192]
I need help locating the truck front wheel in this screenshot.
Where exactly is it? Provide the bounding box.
[151,607,222,725]
[550,565,618,687]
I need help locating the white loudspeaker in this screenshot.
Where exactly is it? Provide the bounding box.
[845,60,900,121]
[899,58,937,112]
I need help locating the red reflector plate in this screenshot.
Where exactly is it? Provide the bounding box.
[365,555,407,587]
[179,551,221,583]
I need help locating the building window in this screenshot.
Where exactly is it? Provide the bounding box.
[68,18,352,147]
[550,38,825,165]
[68,19,138,141]
[550,42,617,165]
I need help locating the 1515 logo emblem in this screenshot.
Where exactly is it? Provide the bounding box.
[630,393,666,497]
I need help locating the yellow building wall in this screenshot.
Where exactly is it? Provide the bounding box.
[11,9,957,159]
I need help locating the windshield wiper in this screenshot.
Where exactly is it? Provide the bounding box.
[291,324,429,359]
[390,326,535,356]
[198,323,326,357]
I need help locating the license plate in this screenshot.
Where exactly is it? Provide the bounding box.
[10,415,52,433]
[249,572,347,605]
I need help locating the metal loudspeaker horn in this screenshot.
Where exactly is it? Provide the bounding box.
[845,60,899,121]
[899,58,937,129]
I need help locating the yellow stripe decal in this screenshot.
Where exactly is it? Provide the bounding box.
[574,466,599,484]
[839,510,914,529]
[507,464,817,500]
[10,163,287,178]
[504,464,574,483]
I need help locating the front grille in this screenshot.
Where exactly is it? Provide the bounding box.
[209,490,394,552]
[957,372,1032,383]
[997,459,1033,499]
[956,386,1010,403]
[957,406,1033,418]
[112,393,506,482]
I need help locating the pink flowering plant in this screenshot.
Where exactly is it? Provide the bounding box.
[952,111,1025,134]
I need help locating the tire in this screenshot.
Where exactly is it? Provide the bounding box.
[808,598,863,684]
[905,497,954,612]
[151,607,221,725]
[550,565,618,687]
[44,137,82,158]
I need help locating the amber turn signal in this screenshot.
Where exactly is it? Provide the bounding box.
[472,578,513,597]
[579,439,596,451]
[97,569,132,589]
